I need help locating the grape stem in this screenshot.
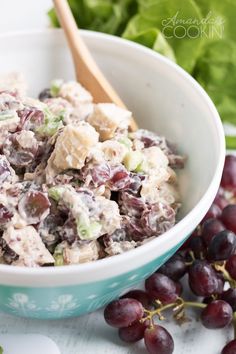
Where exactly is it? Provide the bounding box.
[213,262,236,288]
[142,297,206,324]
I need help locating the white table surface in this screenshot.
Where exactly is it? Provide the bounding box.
[0,1,233,353]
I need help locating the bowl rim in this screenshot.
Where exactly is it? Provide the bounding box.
[0,28,225,278]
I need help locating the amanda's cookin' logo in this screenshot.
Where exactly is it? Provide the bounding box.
[161,11,224,39]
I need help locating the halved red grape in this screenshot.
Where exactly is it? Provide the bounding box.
[144,325,174,354]
[142,203,175,237]
[221,155,236,189]
[119,192,145,218]
[0,155,12,183]
[18,190,51,224]
[124,173,145,196]
[201,300,233,329]
[125,218,145,241]
[17,108,44,131]
[226,255,236,280]
[118,320,147,343]
[0,204,13,225]
[3,131,39,167]
[207,230,236,261]
[188,260,220,296]
[201,218,225,246]
[104,298,144,328]
[221,205,236,234]
[82,162,111,187]
[59,218,77,244]
[109,165,130,191]
[102,228,130,248]
[145,273,179,304]
[39,213,65,251]
[222,340,236,354]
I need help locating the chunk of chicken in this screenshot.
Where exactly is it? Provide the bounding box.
[3,226,55,267]
[48,122,99,172]
[59,81,93,106]
[87,103,131,141]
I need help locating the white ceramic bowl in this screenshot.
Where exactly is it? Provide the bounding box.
[0,29,225,319]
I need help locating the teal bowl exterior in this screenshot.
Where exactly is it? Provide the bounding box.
[0,242,184,319]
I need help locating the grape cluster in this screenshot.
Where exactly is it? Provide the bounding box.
[104,155,236,354]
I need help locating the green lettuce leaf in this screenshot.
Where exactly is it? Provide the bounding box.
[193,39,236,125]
[135,0,204,72]
[196,0,236,41]
[48,0,137,35]
[122,14,176,62]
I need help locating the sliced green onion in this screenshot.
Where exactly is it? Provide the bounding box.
[53,246,64,266]
[123,150,144,171]
[0,110,16,121]
[76,215,101,240]
[50,79,63,97]
[48,186,65,202]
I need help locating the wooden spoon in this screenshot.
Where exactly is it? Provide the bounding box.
[53,0,138,131]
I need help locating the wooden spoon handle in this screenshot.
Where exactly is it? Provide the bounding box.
[53,0,138,131]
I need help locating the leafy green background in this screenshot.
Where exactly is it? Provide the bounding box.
[48,0,236,148]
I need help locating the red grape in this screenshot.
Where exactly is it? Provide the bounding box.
[201,204,221,223]
[60,218,78,244]
[109,165,130,191]
[214,194,228,210]
[118,320,147,343]
[0,204,13,225]
[203,297,214,305]
[39,213,64,251]
[201,300,233,329]
[189,236,207,259]
[207,230,236,261]
[124,173,144,195]
[104,298,144,328]
[142,203,175,237]
[221,155,236,189]
[179,229,199,250]
[221,205,236,234]
[221,340,236,354]
[121,290,151,309]
[188,260,220,296]
[175,281,183,296]
[120,192,145,218]
[144,325,174,354]
[221,289,236,311]
[3,132,38,167]
[83,162,111,187]
[126,218,146,241]
[226,254,236,280]
[38,88,52,101]
[17,108,44,131]
[18,190,51,224]
[158,254,187,281]
[0,155,11,183]
[201,218,225,246]
[145,273,179,304]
